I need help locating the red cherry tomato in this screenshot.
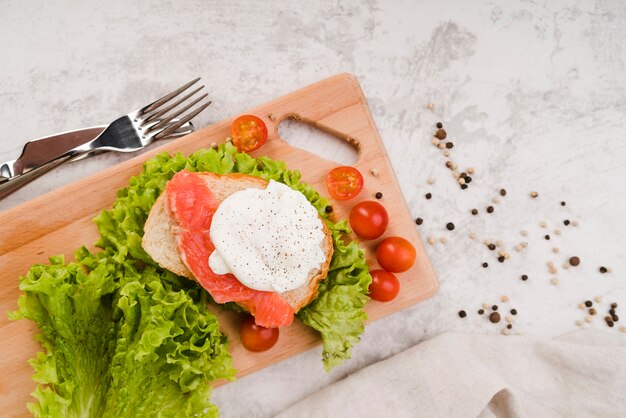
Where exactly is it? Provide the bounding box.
[239,315,279,352]
[230,115,268,152]
[368,269,400,302]
[326,166,364,200]
[349,201,389,239]
[376,236,416,272]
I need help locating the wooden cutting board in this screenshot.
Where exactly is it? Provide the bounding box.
[0,73,438,415]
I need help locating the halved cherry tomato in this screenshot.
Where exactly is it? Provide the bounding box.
[230,115,268,152]
[349,201,389,239]
[239,315,279,352]
[369,269,400,302]
[376,236,416,272]
[326,166,364,200]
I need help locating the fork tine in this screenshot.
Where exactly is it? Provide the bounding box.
[141,85,205,125]
[153,100,212,140]
[137,78,200,116]
[145,92,209,134]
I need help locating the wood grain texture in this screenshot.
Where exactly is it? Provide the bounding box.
[0,73,438,416]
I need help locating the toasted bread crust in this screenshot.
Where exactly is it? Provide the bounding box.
[142,172,332,312]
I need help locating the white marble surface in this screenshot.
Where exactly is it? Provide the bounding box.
[2,0,626,416]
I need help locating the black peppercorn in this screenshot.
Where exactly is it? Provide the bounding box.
[446,222,455,231]
[375,192,383,199]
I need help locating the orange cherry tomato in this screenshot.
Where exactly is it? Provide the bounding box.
[376,236,416,273]
[326,166,364,200]
[349,201,389,240]
[368,269,400,302]
[230,115,268,152]
[239,315,279,352]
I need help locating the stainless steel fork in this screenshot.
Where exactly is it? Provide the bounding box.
[0,78,211,200]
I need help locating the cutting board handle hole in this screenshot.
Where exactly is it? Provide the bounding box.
[277,115,359,165]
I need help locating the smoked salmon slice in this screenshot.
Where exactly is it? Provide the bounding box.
[166,170,294,328]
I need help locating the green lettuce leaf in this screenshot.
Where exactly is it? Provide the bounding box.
[11,248,234,418]
[95,144,371,370]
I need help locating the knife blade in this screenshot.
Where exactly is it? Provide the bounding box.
[0,125,106,180]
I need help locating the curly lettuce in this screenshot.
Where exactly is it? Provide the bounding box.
[11,248,234,418]
[95,144,371,370]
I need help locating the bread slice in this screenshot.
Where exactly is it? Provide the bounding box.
[142,172,333,312]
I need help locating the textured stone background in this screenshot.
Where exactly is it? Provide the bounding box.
[1,1,625,416]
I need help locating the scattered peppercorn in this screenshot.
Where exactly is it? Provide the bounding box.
[415,218,423,225]
[471,209,478,215]
[507,324,513,329]
[500,189,507,196]
[436,122,443,129]
[434,129,447,140]
[482,262,489,268]
[465,176,472,183]
[612,315,619,322]
[521,274,528,281]
[425,193,432,200]
[569,256,580,267]
[461,184,468,190]
[561,201,566,206]
[530,191,539,198]
[564,219,570,226]
[609,309,616,315]
[325,206,333,213]
[375,192,383,199]
[489,312,501,323]
[488,243,496,250]
[487,206,494,213]
[458,310,467,318]
[599,267,608,273]
[478,309,485,315]
[445,142,453,149]
[589,308,597,315]
[446,222,455,231]
[492,305,498,311]
[498,256,505,263]
[544,235,550,240]
[585,300,593,308]
[511,309,517,315]
[611,303,618,309]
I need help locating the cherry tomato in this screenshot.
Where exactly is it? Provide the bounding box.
[376,236,416,272]
[368,269,400,302]
[239,315,279,352]
[349,201,389,239]
[230,115,268,152]
[326,166,364,200]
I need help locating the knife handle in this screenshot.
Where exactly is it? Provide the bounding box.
[0,155,72,200]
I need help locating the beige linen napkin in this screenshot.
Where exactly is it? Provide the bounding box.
[277,330,626,418]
